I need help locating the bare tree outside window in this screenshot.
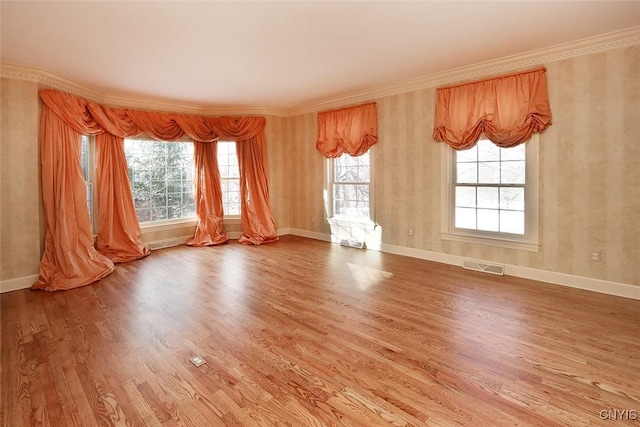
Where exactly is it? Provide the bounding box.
[333,152,370,219]
[124,139,195,223]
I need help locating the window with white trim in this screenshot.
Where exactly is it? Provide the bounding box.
[328,151,371,221]
[441,135,539,251]
[217,141,240,216]
[80,135,96,232]
[124,139,195,224]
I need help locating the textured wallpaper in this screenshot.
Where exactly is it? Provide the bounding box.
[285,45,640,286]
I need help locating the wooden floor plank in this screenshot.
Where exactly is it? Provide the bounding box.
[2,235,639,426]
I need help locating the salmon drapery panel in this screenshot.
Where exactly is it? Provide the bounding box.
[187,141,228,246]
[433,67,552,150]
[95,133,151,262]
[39,89,277,261]
[236,134,279,245]
[316,102,378,158]
[32,108,114,291]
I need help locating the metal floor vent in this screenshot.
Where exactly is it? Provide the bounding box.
[189,356,206,367]
[148,238,183,251]
[462,259,505,276]
[339,239,366,249]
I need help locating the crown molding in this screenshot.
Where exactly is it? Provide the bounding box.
[287,25,640,116]
[2,26,639,118]
[0,63,289,117]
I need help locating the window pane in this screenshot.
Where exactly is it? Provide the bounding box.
[477,187,499,209]
[152,207,168,221]
[451,138,529,238]
[456,163,477,184]
[455,187,476,208]
[501,144,525,161]
[500,210,525,234]
[477,209,499,232]
[501,161,525,184]
[217,142,240,214]
[357,165,370,182]
[80,136,89,181]
[478,162,500,183]
[477,139,500,161]
[152,194,167,208]
[500,188,524,210]
[456,146,477,162]
[455,207,476,229]
[136,208,151,223]
[125,139,195,223]
[332,152,370,219]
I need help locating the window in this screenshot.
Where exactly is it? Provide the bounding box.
[124,139,195,224]
[80,135,95,231]
[217,141,240,216]
[442,136,539,251]
[329,151,371,220]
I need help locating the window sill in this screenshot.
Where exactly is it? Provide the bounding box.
[441,231,540,252]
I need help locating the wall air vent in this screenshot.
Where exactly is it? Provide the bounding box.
[462,259,505,276]
[147,238,185,251]
[339,239,366,249]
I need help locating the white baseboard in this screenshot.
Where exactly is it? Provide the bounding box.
[285,230,640,300]
[287,228,332,242]
[380,243,640,300]
[1,274,38,293]
[277,227,291,236]
[227,231,243,240]
[5,233,637,300]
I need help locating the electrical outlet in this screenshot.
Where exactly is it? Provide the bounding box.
[590,250,601,262]
[408,228,414,237]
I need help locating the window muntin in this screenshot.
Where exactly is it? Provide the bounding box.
[453,139,526,235]
[217,141,240,216]
[331,152,371,220]
[124,139,195,224]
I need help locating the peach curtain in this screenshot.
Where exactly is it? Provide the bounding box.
[316,102,378,158]
[236,134,279,245]
[32,108,114,291]
[186,141,228,246]
[95,133,151,262]
[433,67,552,150]
[36,90,278,289]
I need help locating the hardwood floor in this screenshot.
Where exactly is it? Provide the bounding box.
[2,235,639,426]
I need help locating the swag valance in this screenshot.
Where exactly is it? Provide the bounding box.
[39,90,266,142]
[34,90,278,291]
[433,67,552,150]
[316,102,378,158]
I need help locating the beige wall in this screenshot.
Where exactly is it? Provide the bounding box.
[0,79,41,280]
[1,44,638,287]
[265,114,290,230]
[287,45,640,286]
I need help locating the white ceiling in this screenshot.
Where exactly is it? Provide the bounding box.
[2,1,640,110]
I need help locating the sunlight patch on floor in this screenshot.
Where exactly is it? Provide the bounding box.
[347,263,393,290]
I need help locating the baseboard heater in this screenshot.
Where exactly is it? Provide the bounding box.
[462,259,505,275]
[340,239,366,249]
[147,237,188,251]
